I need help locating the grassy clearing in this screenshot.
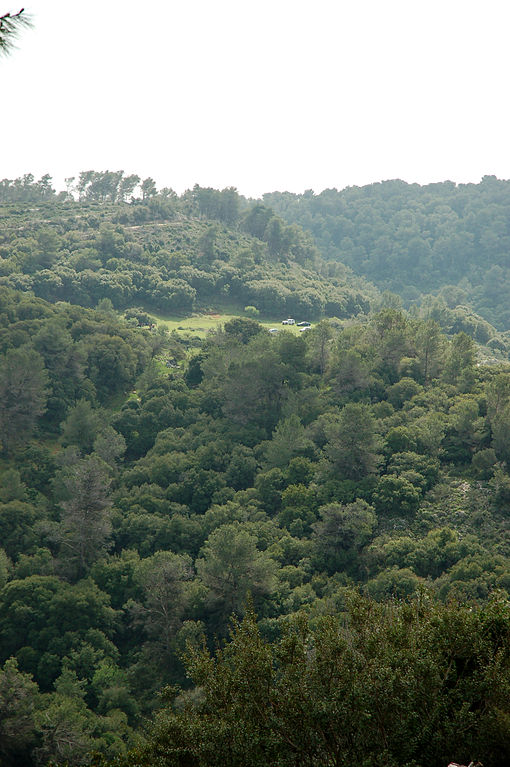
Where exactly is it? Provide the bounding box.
[149,311,306,337]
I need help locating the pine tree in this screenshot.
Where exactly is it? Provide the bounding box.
[0,9,31,55]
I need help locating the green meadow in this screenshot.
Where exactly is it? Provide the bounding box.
[150,311,307,337]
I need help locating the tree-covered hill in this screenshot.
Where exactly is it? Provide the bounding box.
[3,175,510,766]
[264,177,510,331]
[0,175,376,322]
[1,277,510,764]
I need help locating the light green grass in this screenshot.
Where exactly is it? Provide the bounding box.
[149,311,305,337]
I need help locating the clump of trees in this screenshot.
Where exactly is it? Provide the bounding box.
[0,180,371,320]
[265,179,510,333]
[115,595,510,767]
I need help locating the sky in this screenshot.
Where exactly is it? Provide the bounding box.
[2,0,510,197]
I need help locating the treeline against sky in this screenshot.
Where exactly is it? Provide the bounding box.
[265,177,510,331]
[0,177,374,321]
[5,171,510,342]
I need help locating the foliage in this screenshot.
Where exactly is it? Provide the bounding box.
[0,184,373,321]
[56,455,113,580]
[0,8,31,55]
[114,595,510,767]
[265,180,510,334]
[0,345,48,453]
[3,182,510,764]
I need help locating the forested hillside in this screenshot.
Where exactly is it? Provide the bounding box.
[0,173,375,321]
[2,177,510,766]
[264,177,510,332]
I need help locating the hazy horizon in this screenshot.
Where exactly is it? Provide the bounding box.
[6,172,510,201]
[3,0,510,198]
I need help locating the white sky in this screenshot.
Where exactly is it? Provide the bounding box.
[2,0,510,197]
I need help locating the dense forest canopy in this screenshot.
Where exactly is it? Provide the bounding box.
[1,175,510,766]
[264,177,510,332]
[0,173,375,322]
